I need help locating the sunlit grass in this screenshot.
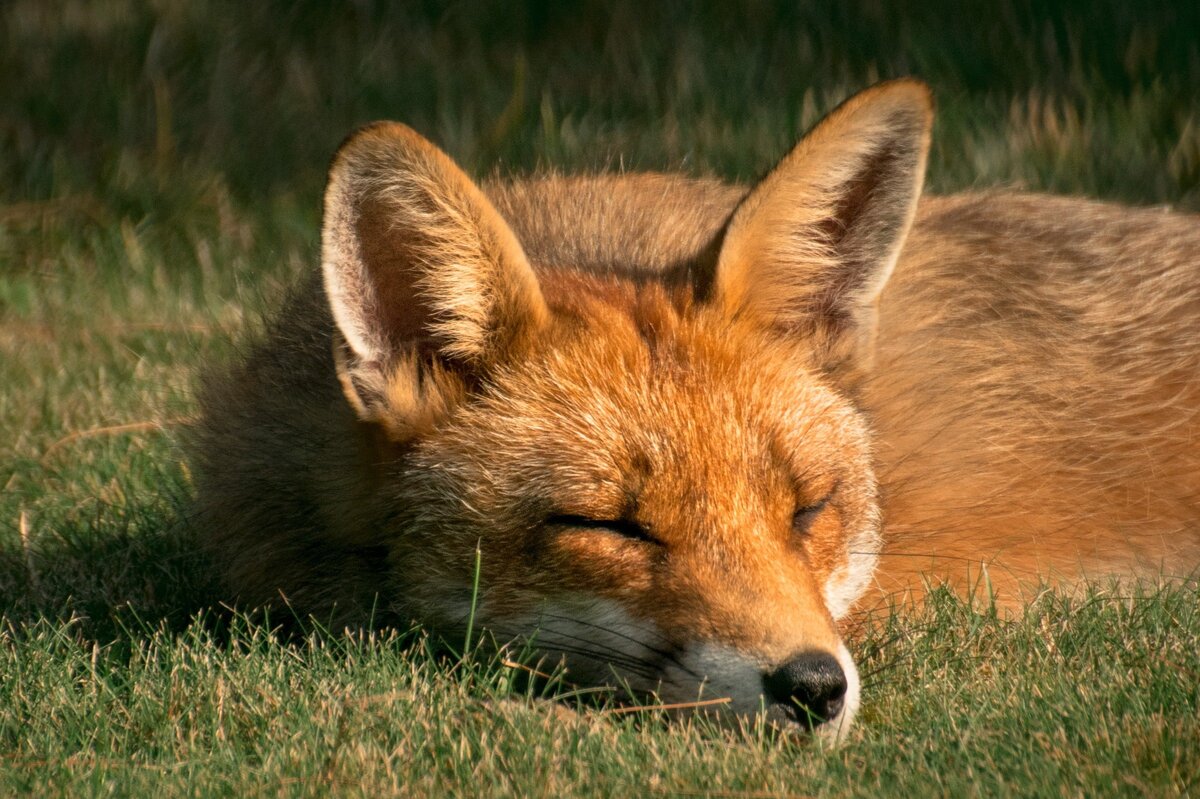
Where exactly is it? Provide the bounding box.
[0,585,1196,796]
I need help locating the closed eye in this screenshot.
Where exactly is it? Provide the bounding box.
[546,514,658,545]
[792,495,831,537]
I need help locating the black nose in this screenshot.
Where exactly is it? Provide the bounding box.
[763,651,848,727]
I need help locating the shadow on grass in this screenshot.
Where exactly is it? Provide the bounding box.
[0,505,224,644]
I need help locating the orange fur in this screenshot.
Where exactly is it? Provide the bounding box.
[187,79,1199,736]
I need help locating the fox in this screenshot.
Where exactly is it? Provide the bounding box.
[187,79,1200,740]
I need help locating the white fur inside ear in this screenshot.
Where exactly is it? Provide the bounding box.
[320,123,547,377]
[713,81,933,355]
[322,181,386,365]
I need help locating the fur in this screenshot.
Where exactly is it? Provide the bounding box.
[187,80,1200,737]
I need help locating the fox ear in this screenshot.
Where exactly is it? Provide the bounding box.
[321,122,547,431]
[714,79,932,378]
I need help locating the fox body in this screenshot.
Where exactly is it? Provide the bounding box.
[190,81,1200,738]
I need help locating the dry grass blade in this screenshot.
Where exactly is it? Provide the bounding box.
[40,417,193,462]
[0,195,107,226]
[500,657,555,680]
[601,696,732,716]
[651,789,814,799]
[19,508,41,596]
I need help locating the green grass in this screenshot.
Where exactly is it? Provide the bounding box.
[2,0,1199,795]
[2,590,1197,796]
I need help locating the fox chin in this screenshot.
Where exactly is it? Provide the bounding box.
[187,78,1200,739]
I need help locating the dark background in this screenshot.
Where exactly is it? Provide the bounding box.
[5,0,1199,221]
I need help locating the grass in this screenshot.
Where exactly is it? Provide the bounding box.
[2,589,1197,795]
[2,0,1198,795]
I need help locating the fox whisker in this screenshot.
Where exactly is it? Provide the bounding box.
[530,611,701,680]
[486,627,665,684]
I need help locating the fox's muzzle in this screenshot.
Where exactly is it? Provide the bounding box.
[763,650,849,727]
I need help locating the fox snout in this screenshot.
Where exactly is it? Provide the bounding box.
[504,596,861,738]
[763,651,849,728]
[656,637,861,739]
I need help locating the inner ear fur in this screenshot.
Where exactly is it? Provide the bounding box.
[714,79,933,377]
[321,122,548,435]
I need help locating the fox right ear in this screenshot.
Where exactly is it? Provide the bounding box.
[713,79,933,381]
[321,123,548,437]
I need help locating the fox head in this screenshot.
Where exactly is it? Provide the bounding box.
[320,80,932,738]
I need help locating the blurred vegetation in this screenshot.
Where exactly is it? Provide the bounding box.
[5,0,1200,207]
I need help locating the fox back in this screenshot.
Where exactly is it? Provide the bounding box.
[188,80,1200,738]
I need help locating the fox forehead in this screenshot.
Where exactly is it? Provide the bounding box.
[397,273,873,648]
[426,270,869,527]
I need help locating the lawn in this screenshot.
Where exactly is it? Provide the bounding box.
[2,1,1198,795]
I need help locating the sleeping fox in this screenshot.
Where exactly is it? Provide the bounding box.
[188,79,1200,739]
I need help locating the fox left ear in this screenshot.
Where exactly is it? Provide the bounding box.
[320,122,548,440]
[714,79,933,379]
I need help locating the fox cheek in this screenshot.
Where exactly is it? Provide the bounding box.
[821,510,882,619]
